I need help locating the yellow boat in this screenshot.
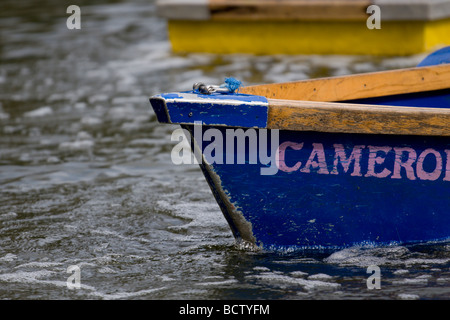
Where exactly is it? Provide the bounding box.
[157,0,450,56]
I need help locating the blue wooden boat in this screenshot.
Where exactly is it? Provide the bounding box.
[150,47,450,251]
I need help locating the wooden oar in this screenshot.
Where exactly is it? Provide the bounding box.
[267,99,450,136]
[240,63,450,102]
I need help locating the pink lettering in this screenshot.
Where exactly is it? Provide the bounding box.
[365,146,392,178]
[416,148,442,181]
[331,144,364,176]
[300,143,329,175]
[445,150,450,182]
[277,141,303,172]
[275,141,448,182]
[392,147,417,180]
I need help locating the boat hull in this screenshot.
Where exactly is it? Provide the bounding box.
[167,19,450,56]
[158,1,450,55]
[185,125,450,250]
[149,50,450,251]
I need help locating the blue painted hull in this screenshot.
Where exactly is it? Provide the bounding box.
[185,125,450,250]
[150,47,450,251]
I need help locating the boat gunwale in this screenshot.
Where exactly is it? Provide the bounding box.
[150,63,450,137]
[239,63,450,102]
[266,97,450,137]
[157,0,450,22]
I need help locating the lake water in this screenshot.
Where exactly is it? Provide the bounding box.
[1,0,449,301]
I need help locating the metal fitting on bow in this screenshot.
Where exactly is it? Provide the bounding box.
[193,77,242,95]
[193,82,230,94]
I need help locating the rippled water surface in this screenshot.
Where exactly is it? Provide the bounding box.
[1,0,450,300]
